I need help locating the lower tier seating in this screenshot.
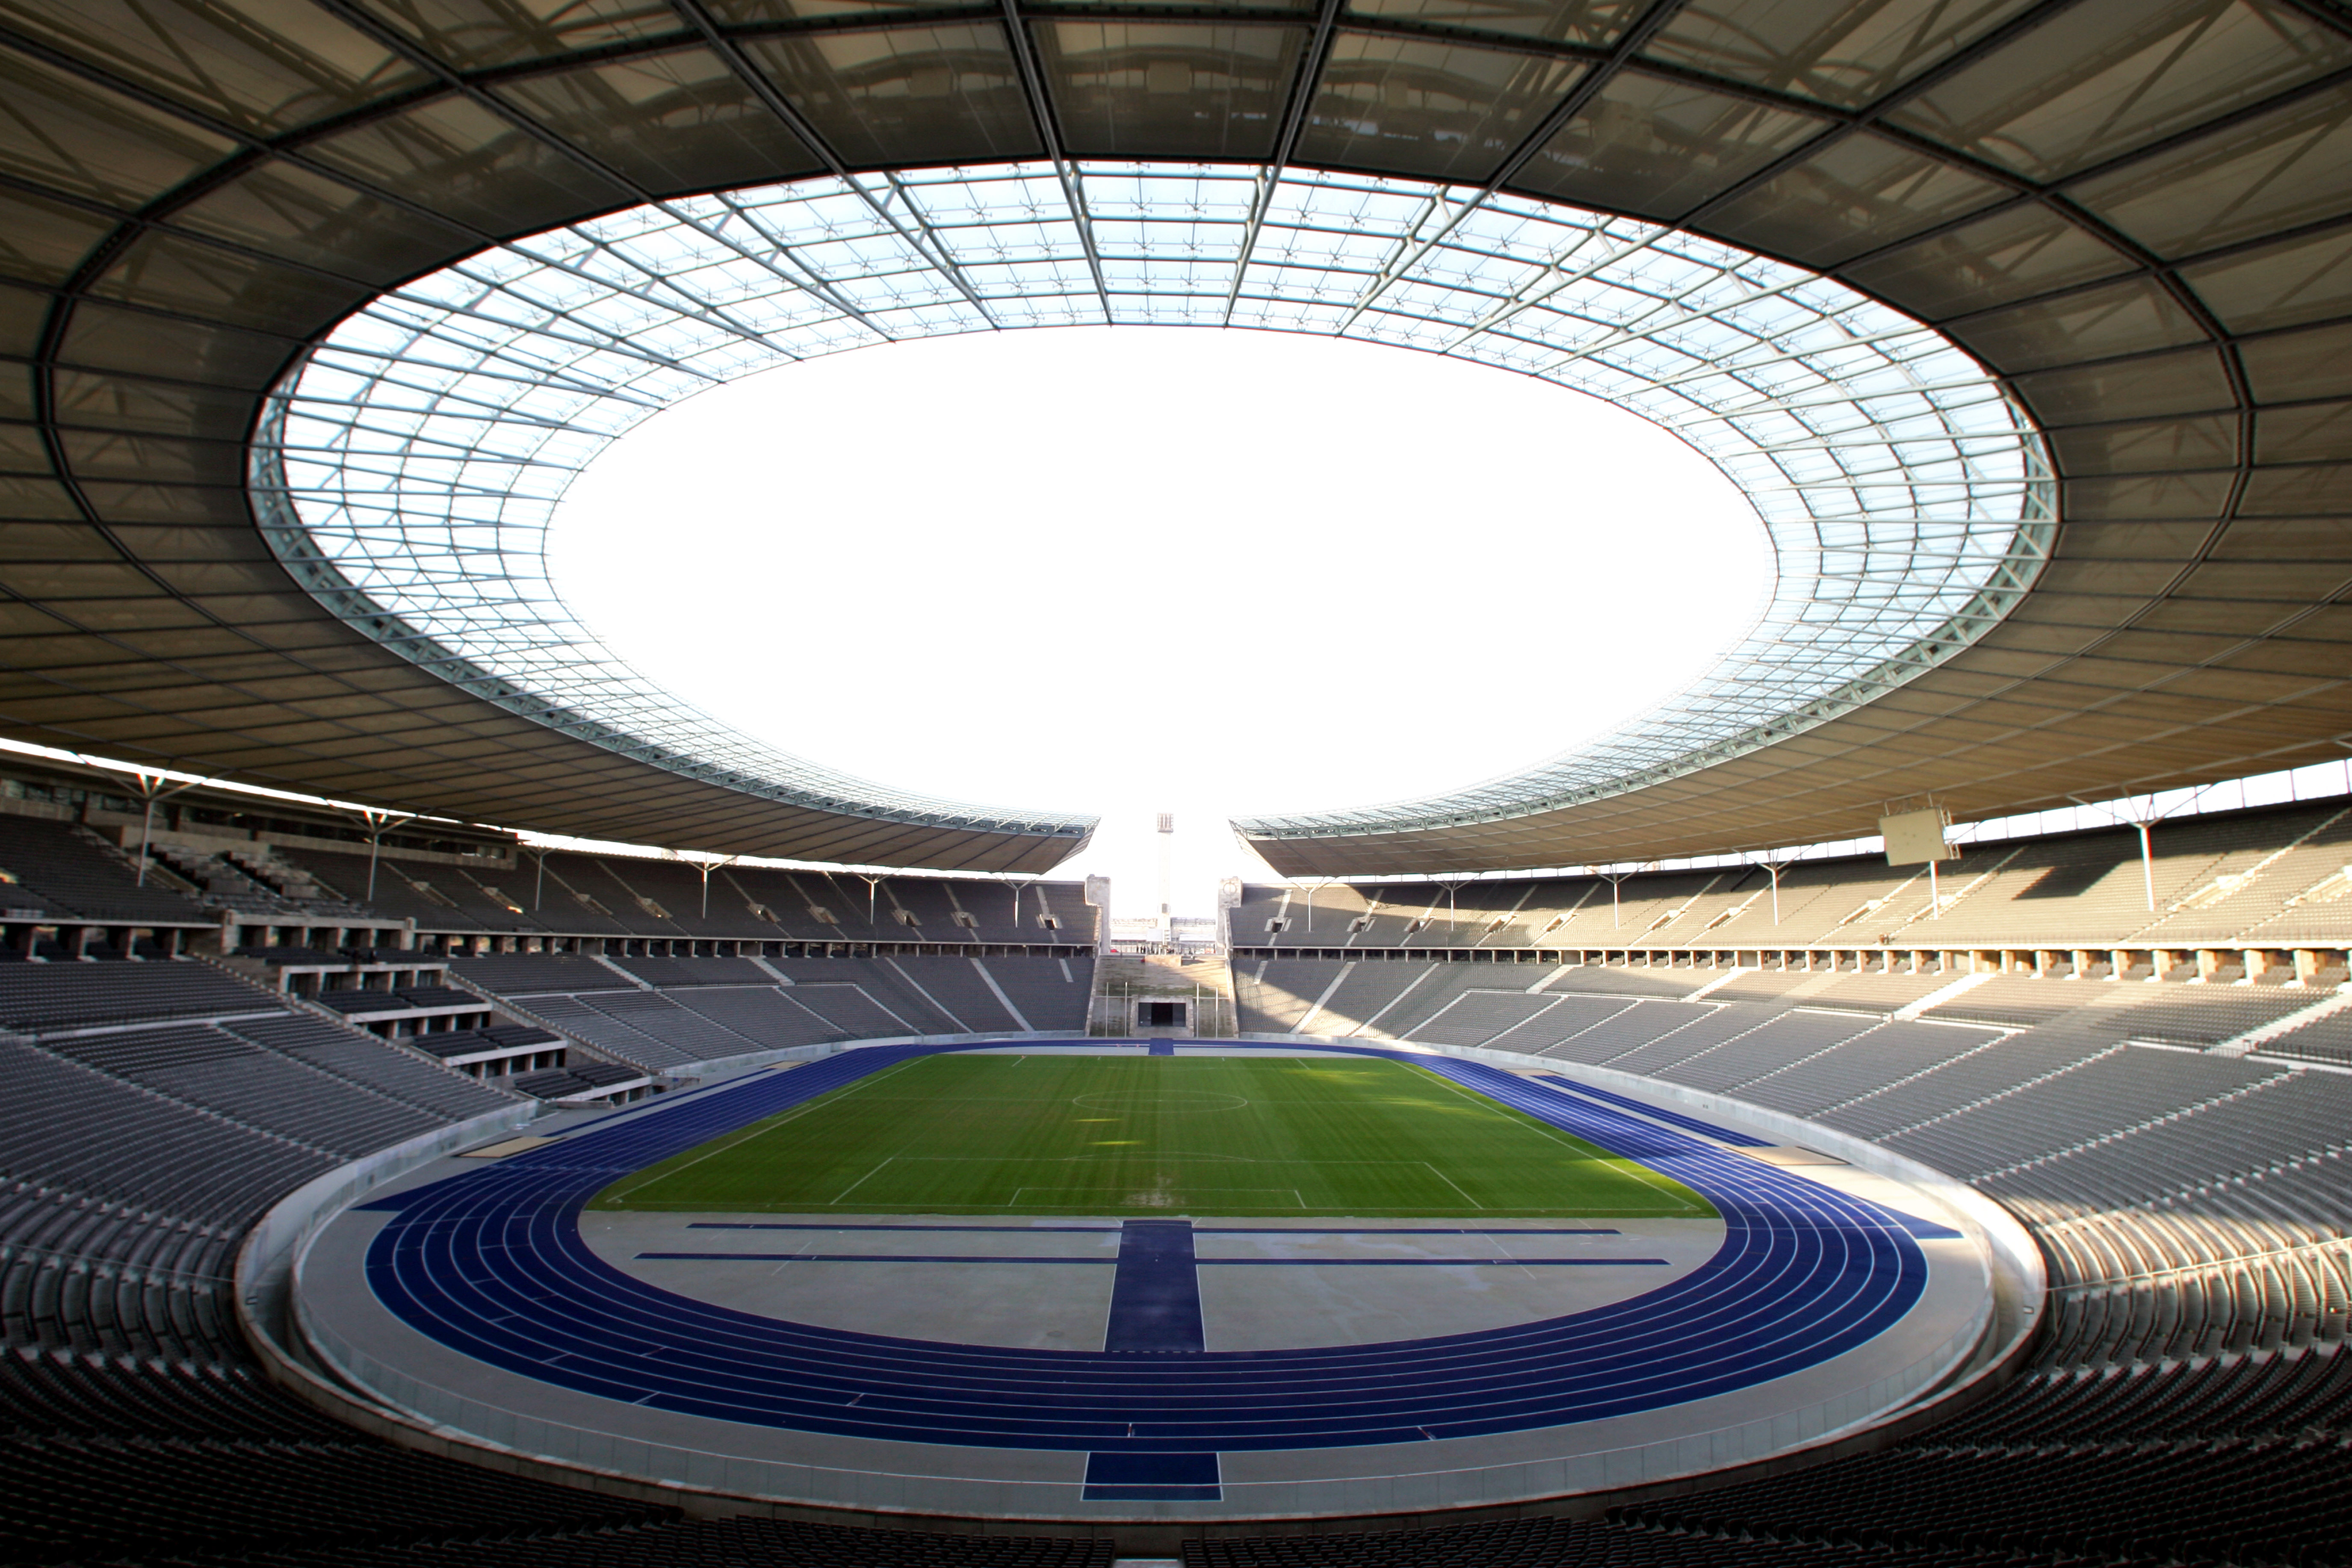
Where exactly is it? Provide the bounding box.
[4,947,2346,1566]
[1208,954,2352,1566]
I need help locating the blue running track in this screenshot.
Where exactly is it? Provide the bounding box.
[354,1043,1936,1454]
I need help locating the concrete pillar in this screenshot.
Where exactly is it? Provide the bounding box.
[2197,948,2224,983]
[2295,949,2323,986]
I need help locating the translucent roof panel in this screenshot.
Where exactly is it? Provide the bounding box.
[257,160,2050,845]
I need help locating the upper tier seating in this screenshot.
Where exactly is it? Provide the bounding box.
[456,957,1102,1072]
[0,815,205,926]
[1237,799,2352,957]
[272,847,518,933]
[270,852,1102,948]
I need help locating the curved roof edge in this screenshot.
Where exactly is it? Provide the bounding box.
[266,163,2043,867]
[250,399,1097,856]
[2,1,2345,879]
[1238,506,2057,847]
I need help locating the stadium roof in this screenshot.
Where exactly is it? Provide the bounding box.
[1,0,2346,875]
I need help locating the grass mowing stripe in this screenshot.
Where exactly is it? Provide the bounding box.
[597,1057,923,1205]
[1406,1063,1711,1217]
[594,1056,1712,1220]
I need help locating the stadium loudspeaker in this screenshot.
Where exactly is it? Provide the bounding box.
[1881,808,1956,867]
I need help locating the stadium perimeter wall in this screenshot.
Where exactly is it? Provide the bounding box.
[235,1032,2040,1550]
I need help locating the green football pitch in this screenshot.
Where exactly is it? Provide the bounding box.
[592,1055,1714,1220]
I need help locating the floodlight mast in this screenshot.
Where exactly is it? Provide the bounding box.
[1300,877,1337,935]
[352,808,417,904]
[1002,873,1044,935]
[1435,874,1473,942]
[1592,868,1646,929]
[117,768,201,889]
[1756,854,1796,927]
[668,851,741,921]
[2067,788,2221,912]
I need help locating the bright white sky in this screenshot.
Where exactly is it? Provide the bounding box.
[551,327,1772,920]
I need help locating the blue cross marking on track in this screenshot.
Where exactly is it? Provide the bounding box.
[1105,1219,1204,1352]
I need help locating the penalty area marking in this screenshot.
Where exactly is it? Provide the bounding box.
[598,1058,924,1206]
[1423,1161,1486,1211]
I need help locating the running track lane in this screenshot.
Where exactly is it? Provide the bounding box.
[353,1044,1936,1452]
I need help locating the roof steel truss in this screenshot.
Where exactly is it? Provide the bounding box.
[0,0,2340,871]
